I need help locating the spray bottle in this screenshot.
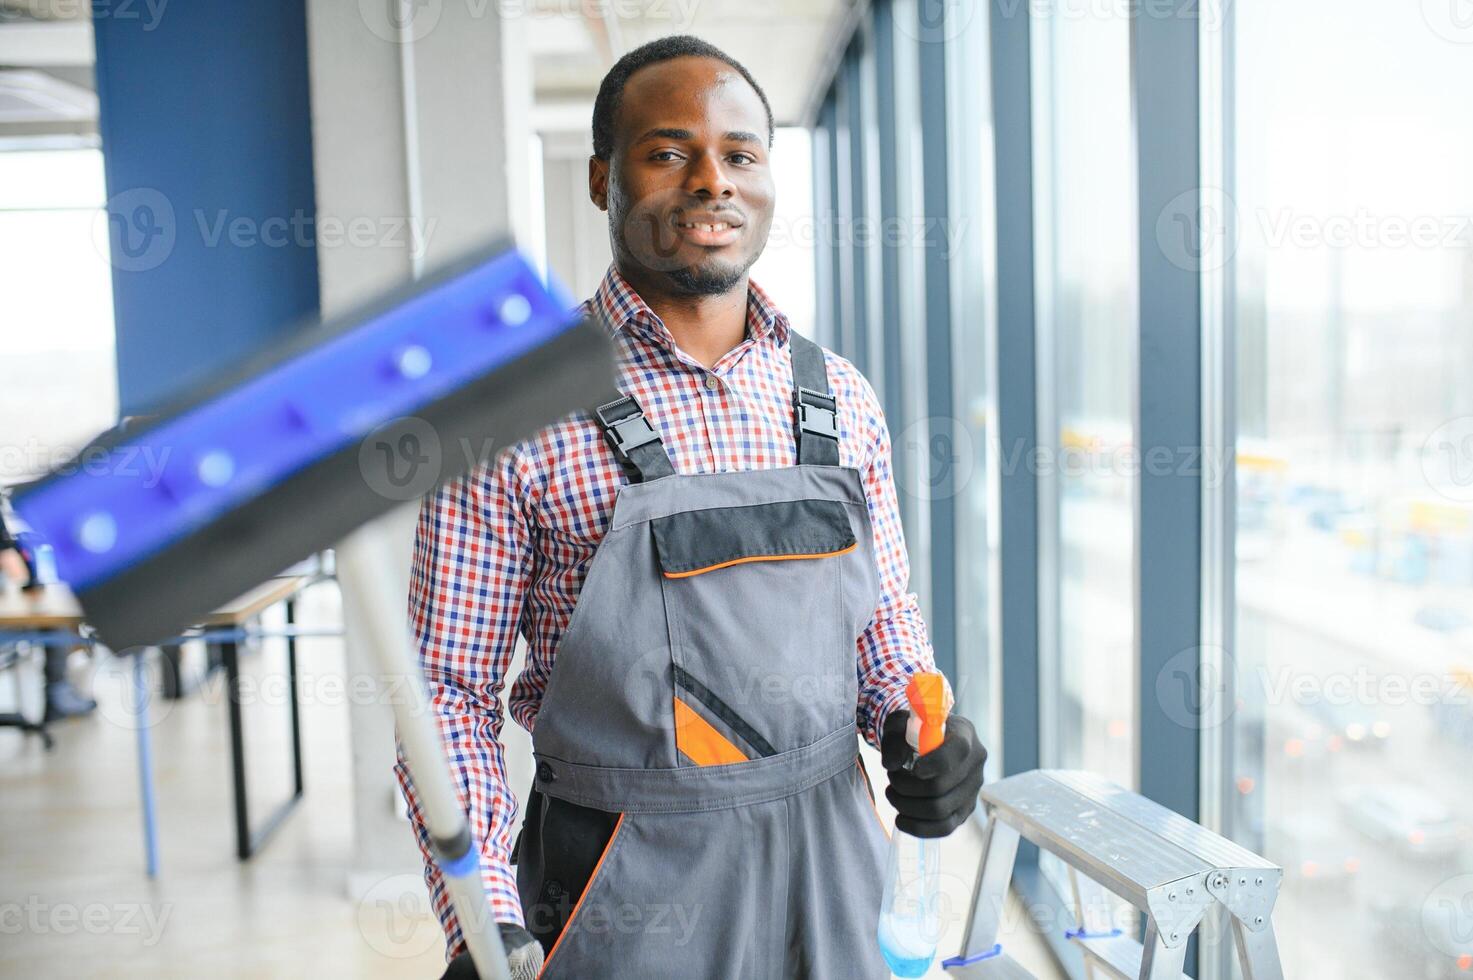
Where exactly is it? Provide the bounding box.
[877,672,951,978]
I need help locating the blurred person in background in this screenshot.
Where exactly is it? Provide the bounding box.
[0,487,97,719]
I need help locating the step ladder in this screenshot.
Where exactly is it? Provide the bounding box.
[943,770,1284,980]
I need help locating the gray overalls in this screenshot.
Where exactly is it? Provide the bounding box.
[515,329,892,978]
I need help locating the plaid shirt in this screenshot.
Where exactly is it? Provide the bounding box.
[399,265,936,952]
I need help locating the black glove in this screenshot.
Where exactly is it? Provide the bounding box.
[439,922,545,980]
[880,710,987,838]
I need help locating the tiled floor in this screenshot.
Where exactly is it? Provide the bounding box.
[0,579,1062,979]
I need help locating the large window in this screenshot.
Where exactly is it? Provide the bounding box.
[0,148,117,484]
[1034,4,1138,789]
[1227,2,1473,976]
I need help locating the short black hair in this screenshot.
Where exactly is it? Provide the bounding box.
[591,35,775,161]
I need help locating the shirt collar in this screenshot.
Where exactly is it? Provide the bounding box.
[588,265,791,352]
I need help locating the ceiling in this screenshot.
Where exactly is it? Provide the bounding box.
[0,3,96,141]
[0,0,845,141]
[528,0,845,128]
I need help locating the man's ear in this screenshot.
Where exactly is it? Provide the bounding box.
[588,155,609,212]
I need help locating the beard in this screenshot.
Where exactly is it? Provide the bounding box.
[663,257,752,296]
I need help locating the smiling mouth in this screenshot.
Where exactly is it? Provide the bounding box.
[674,217,743,232]
[667,212,744,249]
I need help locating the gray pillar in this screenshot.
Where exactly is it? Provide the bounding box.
[304,0,537,901]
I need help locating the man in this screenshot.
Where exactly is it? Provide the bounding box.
[401,35,987,979]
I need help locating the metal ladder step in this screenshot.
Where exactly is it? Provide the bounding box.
[944,770,1285,980]
[943,947,1039,979]
[1075,933,1194,980]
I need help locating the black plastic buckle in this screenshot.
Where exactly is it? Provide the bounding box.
[795,386,838,441]
[600,410,661,454]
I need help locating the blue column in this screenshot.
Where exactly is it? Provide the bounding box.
[92,0,320,414]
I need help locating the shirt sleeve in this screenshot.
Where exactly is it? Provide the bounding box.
[396,443,536,955]
[850,375,944,748]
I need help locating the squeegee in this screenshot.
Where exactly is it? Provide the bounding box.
[12,240,620,980]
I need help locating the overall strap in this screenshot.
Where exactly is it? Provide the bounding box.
[789,332,840,466]
[594,395,676,483]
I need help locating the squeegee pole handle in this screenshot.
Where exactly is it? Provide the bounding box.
[336,528,512,980]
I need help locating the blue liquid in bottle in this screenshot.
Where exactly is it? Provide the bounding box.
[877,830,941,977]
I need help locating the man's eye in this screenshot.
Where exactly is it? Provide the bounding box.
[729,153,756,165]
[652,150,683,162]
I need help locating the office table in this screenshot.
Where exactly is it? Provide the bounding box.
[0,584,91,749]
[0,574,338,876]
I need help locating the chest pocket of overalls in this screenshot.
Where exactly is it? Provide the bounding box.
[652,495,859,761]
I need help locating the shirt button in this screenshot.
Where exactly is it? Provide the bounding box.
[704,375,720,392]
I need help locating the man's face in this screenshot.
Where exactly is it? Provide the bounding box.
[591,56,775,297]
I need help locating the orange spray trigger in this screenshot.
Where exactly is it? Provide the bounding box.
[904,673,950,757]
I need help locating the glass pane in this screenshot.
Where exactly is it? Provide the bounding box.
[1230,2,1473,977]
[0,148,118,483]
[750,127,815,334]
[1036,4,1138,788]
[948,2,995,756]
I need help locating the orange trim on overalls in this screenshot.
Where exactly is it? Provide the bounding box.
[857,760,892,841]
[661,541,859,579]
[537,812,627,978]
[673,697,749,766]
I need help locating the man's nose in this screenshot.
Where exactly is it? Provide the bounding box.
[682,150,736,199]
